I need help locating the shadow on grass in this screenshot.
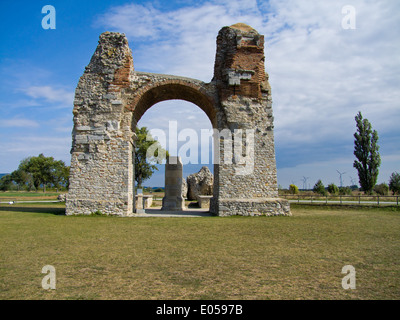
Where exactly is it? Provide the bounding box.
[0,205,66,216]
[188,202,200,208]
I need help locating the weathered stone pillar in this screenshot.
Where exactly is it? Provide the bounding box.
[162,156,186,211]
[66,32,135,216]
[210,23,291,216]
[136,193,145,214]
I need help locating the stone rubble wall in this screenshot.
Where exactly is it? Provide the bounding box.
[210,23,287,216]
[186,166,214,201]
[66,32,135,216]
[217,198,291,217]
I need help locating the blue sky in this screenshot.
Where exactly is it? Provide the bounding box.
[0,0,399,188]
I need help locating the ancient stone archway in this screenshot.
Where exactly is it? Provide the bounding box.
[130,76,217,127]
[66,23,290,216]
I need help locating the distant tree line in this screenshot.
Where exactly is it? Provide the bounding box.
[285,175,399,196]
[312,179,400,196]
[0,154,69,192]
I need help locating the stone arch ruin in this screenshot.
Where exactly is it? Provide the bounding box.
[66,23,291,216]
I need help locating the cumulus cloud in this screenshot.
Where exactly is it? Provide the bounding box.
[95,0,266,80]
[19,86,74,106]
[0,118,39,128]
[263,0,400,144]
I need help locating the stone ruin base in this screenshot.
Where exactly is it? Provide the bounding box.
[65,197,291,217]
[210,198,291,217]
[136,195,153,209]
[65,199,134,216]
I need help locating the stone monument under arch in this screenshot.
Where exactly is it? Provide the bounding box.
[66,23,290,217]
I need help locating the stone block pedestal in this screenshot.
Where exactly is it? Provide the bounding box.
[162,156,186,211]
[197,195,213,209]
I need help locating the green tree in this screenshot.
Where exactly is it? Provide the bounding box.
[389,172,400,195]
[374,183,389,196]
[0,174,13,191]
[51,160,70,190]
[19,154,69,192]
[10,168,30,191]
[339,186,352,195]
[353,112,381,194]
[327,183,339,195]
[289,184,299,194]
[135,127,168,188]
[313,179,327,196]
[20,154,50,191]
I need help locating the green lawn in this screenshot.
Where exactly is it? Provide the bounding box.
[0,191,61,201]
[0,203,399,300]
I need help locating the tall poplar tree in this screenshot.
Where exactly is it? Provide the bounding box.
[353,112,381,194]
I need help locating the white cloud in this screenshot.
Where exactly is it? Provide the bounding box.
[263,0,400,146]
[0,60,75,113]
[95,0,266,80]
[19,86,74,105]
[96,3,161,39]
[0,118,39,128]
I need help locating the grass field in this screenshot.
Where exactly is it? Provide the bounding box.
[0,191,61,202]
[0,201,399,300]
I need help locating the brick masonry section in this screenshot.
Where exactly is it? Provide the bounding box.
[66,24,291,216]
